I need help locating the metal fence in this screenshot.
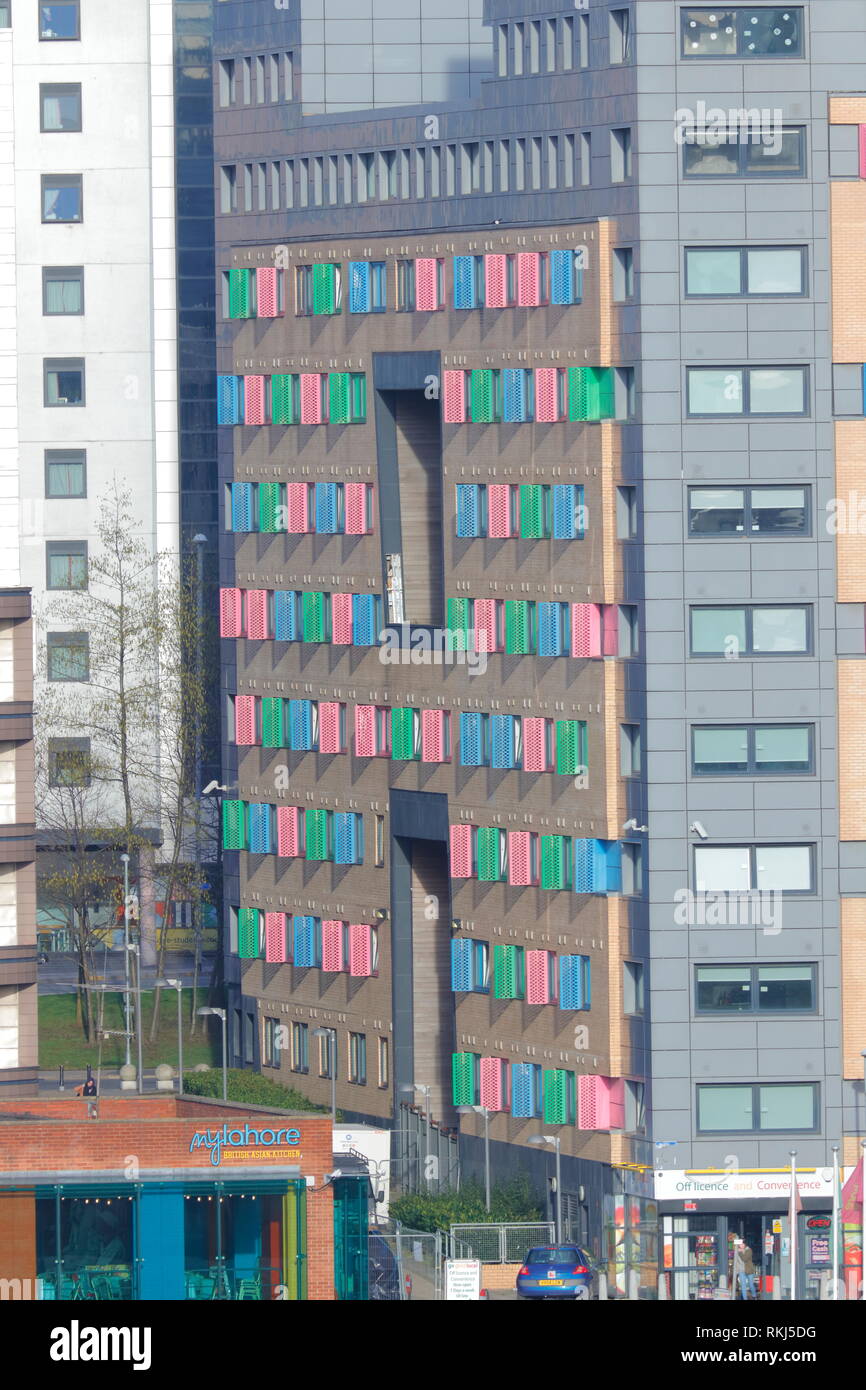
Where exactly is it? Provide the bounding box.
[370,1224,444,1300]
[449,1222,556,1264]
[395,1105,459,1195]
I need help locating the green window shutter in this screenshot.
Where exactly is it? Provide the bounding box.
[586,367,615,420]
[476,826,503,882]
[505,600,533,655]
[390,707,418,761]
[493,943,523,1000]
[302,591,327,642]
[470,369,496,423]
[452,1052,478,1107]
[351,374,367,423]
[556,720,586,775]
[222,799,246,851]
[446,597,472,652]
[271,374,297,425]
[541,834,569,890]
[305,808,330,861]
[261,697,284,748]
[568,367,589,422]
[228,268,252,319]
[519,485,545,540]
[329,372,350,424]
[238,908,260,959]
[543,1069,574,1125]
[258,482,283,533]
[313,263,338,315]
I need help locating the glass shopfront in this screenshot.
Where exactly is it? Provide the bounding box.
[662,1209,834,1300]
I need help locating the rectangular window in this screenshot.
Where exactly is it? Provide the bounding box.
[690,604,811,657]
[681,8,803,58]
[612,246,634,301]
[611,128,632,182]
[46,540,87,589]
[44,358,84,407]
[46,631,88,681]
[694,843,814,895]
[218,59,235,106]
[349,1032,367,1085]
[263,1017,281,1068]
[48,736,90,787]
[620,723,642,777]
[241,56,252,104]
[687,367,807,417]
[688,485,809,536]
[378,1037,389,1088]
[40,3,80,41]
[43,265,83,315]
[610,9,631,63]
[692,724,813,776]
[623,960,645,1014]
[616,484,638,539]
[685,246,806,297]
[42,173,82,222]
[396,259,416,312]
[696,963,816,1014]
[219,166,236,214]
[580,131,591,186]
[45,448,86,498]
[562,14,575,69]
[291,1022,309,1074]
[40,82,81,132]
[683,127,805,178]
[318,1031,333,1079]
[697,1083,817,1135]
[0,3,8,23]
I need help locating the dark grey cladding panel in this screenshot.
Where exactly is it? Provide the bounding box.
[373,352,441,392]
[390,789,449,842]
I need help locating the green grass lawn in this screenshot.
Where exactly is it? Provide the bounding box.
[39,990,219,1070]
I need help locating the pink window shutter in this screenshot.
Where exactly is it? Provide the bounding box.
[571,602,602,658]
[507,830,536,886]
[487,484,514,538]
[522,717,549,772]
[331,592,353,645]
[354,704,378,757]
[605,1077,626,1130]
[318,701,343,754]
[220,588,244,639]
[602,604,619,657]
[234,695,258,746]
[322,919,345,972]
[516,252,541,307]
[480,1057,507,1111]
[300,373,324,424]
[415,257,440,311]
[256,267,279,318]
[474,598,500,653]
[449,823,474,878]
[526,950,552,1005]
[286,482,311,533]
[245,589,271,640]
[535,367,561,423]
[264,912,288,963]
[348,923,373,977]
[484,253,508,307]
[443,371,467,424]
[276,805,302,857]
[860,125,866,178]
[244,375,266,426]
[421,708,447,763]
[578,1075,625,1130]
[344,482,370,535]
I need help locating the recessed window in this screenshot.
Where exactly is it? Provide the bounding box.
[45,449,86,498]
[690,604,811,656]
[262,1016,281,1068]
[43,266,83,315]
[396,259,416,312]
[42,174,82,222]
[613,246,634,300]
[616,484,638,539]
[46,540,87,590]
[688,485,809,536]
[681,8,803,58]
[696,963,816,1014]
[40,83,82,132]
[378,1036,389,1088]
[317,1031,333,1079]
[686,367,807,416]
[692,724,813,776]
[48,736,91,787]
[623,960,645,1014]
[697,1083,818,1136]
[46,631,89,682]
[685,246,806,297]
[44,358,85,407]
[683,127,805,178]
[620,723,642,777]
[349,1031,367,1085]
[609,9,632,63]
[694,843,815,895]
[291,1021,308,1074]
[40,2,80,39]
[611,127,632,182]
[0,3,9,28]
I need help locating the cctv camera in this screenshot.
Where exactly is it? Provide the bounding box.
[690,821,709,840]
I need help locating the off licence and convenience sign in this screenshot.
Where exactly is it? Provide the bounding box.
[445,1259,481,1300]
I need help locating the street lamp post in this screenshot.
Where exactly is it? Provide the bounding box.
[120,853,131,1068]
[313,1027,337,1125]
[127,943,144,1095]
[158,977,183,1092]
[198,1007,227,1100]
[457,1104,491,1212]
[528,1133,563,1242]
[400,1082,433,1188]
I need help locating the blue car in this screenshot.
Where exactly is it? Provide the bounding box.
[516,1245,595,1300]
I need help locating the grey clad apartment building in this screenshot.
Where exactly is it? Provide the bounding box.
[214,0,866,1297]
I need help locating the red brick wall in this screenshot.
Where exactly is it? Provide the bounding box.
[0,1194,35,1286]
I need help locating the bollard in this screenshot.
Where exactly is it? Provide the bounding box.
[597,1270,608,1300]
[628,1269,640,1301]
[58,1064,64,1092]
[657,1272,668,1301]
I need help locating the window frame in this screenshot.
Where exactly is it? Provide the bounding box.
[348,1031,367,1086]
[694,962,818,1017]
[691,723,814,777]
[40,81,82,133]
[692,842,816,897]
[290,1021,309,1074]
[41,173,83,223]
[684,245,807,299]
[0,2,9,28]
[44,357,85,408]
[262,1016,281,1069]
[687,483,811,538]
[689,603,813,658]
[39,2,81,40]
[680,7,804,61]
[682,126,806,178]
[42,265,84,316]
[696,1082,819,1136]
[48,736,91,788]
[45,448,86,498]
[46,630,89,682]
[46,540,88,591]
[686,366,808,418]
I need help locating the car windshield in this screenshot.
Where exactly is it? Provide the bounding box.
[526,1247,582,1264]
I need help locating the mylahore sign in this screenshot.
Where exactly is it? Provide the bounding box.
[189,1124,302,1168]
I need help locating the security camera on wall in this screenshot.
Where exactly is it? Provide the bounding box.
[689,821,709,840]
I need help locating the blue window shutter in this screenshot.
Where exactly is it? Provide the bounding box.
[231,483,255,532]
[553,484,584,539]
[549,249,575,306]
[502,369,528,423]
[537,603,564,657]
[453,255,477,309]
[274,590,299,641]
[573,839,594,893]
[248,803,273,854]
[315,482,340,534]
[459,712,485,767]
[560,956,587,1010]
[511,1063,539,1119]
[293,916,317,968]
[349,261,371,313]
[456,485,482,538]
[352,593,379,646]
[451,938,473,992]
[217,375,242,424]
[603,840,622,893]
[334,811,362,865]
[288,699,314,751]
[490,715,516,770]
